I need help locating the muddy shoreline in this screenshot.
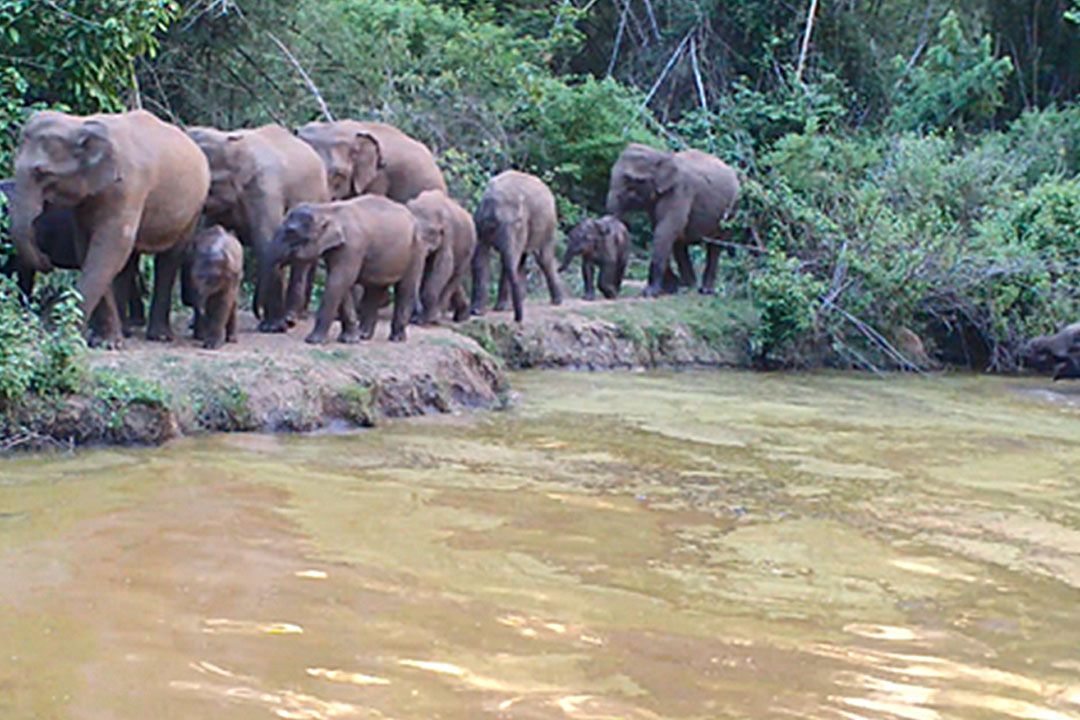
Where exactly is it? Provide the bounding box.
[1,295,748,450]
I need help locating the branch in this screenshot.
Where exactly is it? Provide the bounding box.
[640,31,692,110]
[689,35,708,111]
[607,0,628,77]
[794,0,820,85]
[267,32,334,121]
[641,0,662,42]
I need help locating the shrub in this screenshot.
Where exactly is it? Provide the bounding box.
[748,251,824,365]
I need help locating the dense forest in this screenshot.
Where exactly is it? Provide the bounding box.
[2,0,1080,385]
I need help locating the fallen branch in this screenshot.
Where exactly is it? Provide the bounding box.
[689,35,708,111]
[700,236,764,255]
[794,0,820,85]
[267,32,334,121]
[607,0,628,77]
[641,31,692,110]
[820,297,925,373]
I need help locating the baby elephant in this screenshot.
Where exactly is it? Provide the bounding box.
[270,196,424,344]
[407,190,477,324]
[1022,322,1080,380]
[559,215,630,300]
[188,226,243,350]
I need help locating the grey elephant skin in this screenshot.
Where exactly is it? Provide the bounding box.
[269,196,424,344]
[407,190,476,324]
[606,143,739,297]
[560,215,630,300]
[296,120,447,202]
[188,225,243,350]
[1,179,147,333]
[187,124,329,332]
[1023,322,1080,380]
[471,170,563,323]
[12,109,209,348]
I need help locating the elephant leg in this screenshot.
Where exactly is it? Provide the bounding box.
[502,249,526,323]
[470,243,491,316]
[307,262,357,345]
[358,286,389,340]
[130,254,147,328]
[390,253,424,342]
[226,299,238,343]
[113,254,141,337]
[284,260,314,326]
[599,260,619,300]
[494,262,510,311]
[17,266,35,299]
[674,243,696,288]
[420,248,453,325]
[450,285,469,322]
[338,288,362,344]
[201,292,229,349]
[537,244,563,306]
[87,289,125,349]
[661,265,680,294]
[582,260,596,301]
[644,210,689,298]
[77,222,137,348]
[699,243,721,295]
[146,243,187,342]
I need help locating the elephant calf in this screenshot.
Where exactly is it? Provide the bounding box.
[407,190,477,324]
[1023,322,1080,380]
[188,226,243,350]
[269,196,424,344]
[471,170,562,323]
[559,215,630,300]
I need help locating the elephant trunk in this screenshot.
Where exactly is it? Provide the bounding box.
[559,243,578,272]
[10,171,52,273]
[599,257,618,294]
[605,186,624,220]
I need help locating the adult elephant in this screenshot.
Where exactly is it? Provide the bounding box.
[186,124,330,332]
[606,143,740,297]
[296,120,447,202]
[1,178,147,333]
[11,110,209,347]
[1022,323,1080,380]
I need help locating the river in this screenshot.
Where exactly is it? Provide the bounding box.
[2,371,1079,719]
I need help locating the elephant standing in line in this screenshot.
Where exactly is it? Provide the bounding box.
[470,171,562,323]
[11,110,209,347]
[406,190,476,324]
[187,225,243,350]
[559,215,630,300]
[268,196,424,344]
[1022,323,1080,380]
[606,143,740,297]
[186,124,329,332]
[296,120,447,203]
[1,178,148,334]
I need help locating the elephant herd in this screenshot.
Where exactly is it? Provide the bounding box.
[3,107,744,350]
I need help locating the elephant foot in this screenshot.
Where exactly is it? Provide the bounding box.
[88,333,124,351]
[453,309,469,322]
[550,297,563,306]
[698,287,718,296]
[583,292,596,302]
[469,307,486,317]
[258,318,289,334]
[304,332,330,345]
[493,301,508,312]
[202,338,225,350]
[338,331,362,344]
[146,326,175,342]
[389,329,407,343]
[642,285,663,298]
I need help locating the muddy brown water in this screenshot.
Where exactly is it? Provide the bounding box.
[2,371,1080,720]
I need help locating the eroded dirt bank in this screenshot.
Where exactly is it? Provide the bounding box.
[2,294,749,449]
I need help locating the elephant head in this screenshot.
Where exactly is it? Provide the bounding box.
[271,204,342,266]
[406,190,450,258]
[187,128,258,223]
[297,122,384,200]
[605,143,679,219]
[12,112,120,271]
[1022,323,1080,380]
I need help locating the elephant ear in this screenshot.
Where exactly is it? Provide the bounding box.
[74,120,119,192]
[652,152,680,196]
[315,214,345,256]
[224,133,258,189]
[349,131,384,196]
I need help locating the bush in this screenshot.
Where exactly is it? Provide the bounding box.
[748,251,824,365]
[0,277,86,408]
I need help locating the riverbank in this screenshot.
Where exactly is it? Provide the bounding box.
[0,294,752,450]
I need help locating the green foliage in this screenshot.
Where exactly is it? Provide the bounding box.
[749,252,824,364]
[0,277,86,409]
[89,369,168,431]
[889,12,1013,134]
